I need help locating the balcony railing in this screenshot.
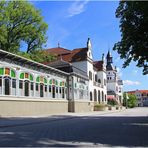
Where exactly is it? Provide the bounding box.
[93,81,104,88]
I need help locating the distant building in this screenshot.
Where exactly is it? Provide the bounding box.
[127,90,148,106]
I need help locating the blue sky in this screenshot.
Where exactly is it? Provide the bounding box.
[31,0,148,91]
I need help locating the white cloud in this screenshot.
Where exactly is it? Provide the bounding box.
[67,0,89,17]
[123,80,141,86]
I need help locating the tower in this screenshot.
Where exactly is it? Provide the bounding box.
[106,50,114,71]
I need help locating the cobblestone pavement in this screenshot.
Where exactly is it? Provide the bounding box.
[0,107,148,147]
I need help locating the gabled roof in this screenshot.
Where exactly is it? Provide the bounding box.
[62,47,88,62]
[45,47,88,63]
[93,61,103,71]
[45,47,71,56]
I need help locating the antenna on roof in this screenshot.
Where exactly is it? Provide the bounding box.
[58,42,60,48]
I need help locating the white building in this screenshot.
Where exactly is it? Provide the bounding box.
[127,90,148,107]
[0,38,123,116]
[106,51,123,104]
[46,38,107,105]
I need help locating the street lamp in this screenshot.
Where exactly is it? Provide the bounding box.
[125,93,129,109]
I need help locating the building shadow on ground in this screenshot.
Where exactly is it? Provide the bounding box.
[0,115,148,147]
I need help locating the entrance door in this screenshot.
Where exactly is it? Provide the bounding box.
[40,84,44,97]
[24,81,29,96]
[4,78,10,95]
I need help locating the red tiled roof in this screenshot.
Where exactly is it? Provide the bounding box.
[45,47,71,56]
[93,61,103,71]
[45,47,88,62]
[127,90,148,94]
[138,90,148,94]
[62,47,88,62]
[42,47,88,65]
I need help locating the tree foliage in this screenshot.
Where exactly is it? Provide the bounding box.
[114,1,148,75]
[17,50,57,63]
[107,99,118,106]
[0,0,48,53]
[123,93,137,108]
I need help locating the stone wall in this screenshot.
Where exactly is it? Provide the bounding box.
[0,97,68,117]
[68,100,94,112]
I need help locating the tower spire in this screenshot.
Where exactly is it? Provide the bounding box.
[87,38,92,50]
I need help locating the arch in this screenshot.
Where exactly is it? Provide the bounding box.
[20,72,33,81]
[49,78,56,85]
[36,76,47,84]
[19,72,34,97]
[102,91,104,102]
[0,67,16,78]
[4,76,11,95]
[94,89,97,102]
[90,92,93,101]
[98,90,101,103]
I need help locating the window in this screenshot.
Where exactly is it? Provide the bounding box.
[62,87,65,98]
[56,87,58,93]
[95,74,97,82]
[19,80,23,89]
[31,82,34,90]
[12,79,16,88]
[98,79,101,83]
[60,87,62,94]
[36,83,38,91]
[45,85,47,92]
[49,85,51,92]
[89,71,92,80]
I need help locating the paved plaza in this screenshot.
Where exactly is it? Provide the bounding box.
[0,107,148,147]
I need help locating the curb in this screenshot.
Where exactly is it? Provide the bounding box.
[0,109,126,128]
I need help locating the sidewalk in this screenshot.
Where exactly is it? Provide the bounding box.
[0,108,126,128]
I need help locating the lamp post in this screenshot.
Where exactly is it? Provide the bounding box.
[126,93,129,109]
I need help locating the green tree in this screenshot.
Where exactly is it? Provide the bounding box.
[123,93,137,108]
[0,0,48,53]
[113,1,148,75]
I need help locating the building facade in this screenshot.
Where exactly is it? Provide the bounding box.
[0,38,123,116]
[46,38,107,106]
[127,90,148,106]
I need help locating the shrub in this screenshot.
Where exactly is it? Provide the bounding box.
[107,99,118,106]
[94,104,107,111]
